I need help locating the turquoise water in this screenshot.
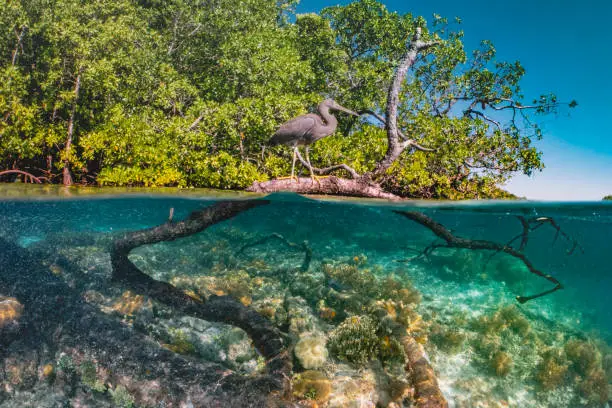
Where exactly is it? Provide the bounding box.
[0,192,610,407]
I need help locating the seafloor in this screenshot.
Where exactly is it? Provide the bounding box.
[0,187,610,407]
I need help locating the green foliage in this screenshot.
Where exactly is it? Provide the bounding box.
[0,0,571,198]
[603,195,612,200]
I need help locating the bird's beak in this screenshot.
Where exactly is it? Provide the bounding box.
[335,105,360,117]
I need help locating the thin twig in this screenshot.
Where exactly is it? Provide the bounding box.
[395,210,566,303]
[237,232,312,272]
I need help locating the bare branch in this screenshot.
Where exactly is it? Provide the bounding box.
[358,110,435,153]
[463,108,503,131]
[11,26,27,66]
[294,149,360,179]
[237,232,312,272]
[395,210,565,303]
[187,114,204,131]
[369,27,440,178]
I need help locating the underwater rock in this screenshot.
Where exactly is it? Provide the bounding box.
[294,335,329,369]
[327,368,377,408]
[286,296,320,336]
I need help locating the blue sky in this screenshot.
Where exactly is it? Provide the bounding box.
[296,0,612,200]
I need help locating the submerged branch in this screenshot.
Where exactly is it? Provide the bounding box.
[110,200,292,396]
[237,232,312,272]
[394,210,566,303]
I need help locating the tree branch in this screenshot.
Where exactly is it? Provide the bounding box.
[394,210,567,303]
[294,148,360,179]
[237,232,312,272]
[110,200,292,393]
[370,27,440,178]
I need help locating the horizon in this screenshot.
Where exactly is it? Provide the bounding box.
[297,0,612,201]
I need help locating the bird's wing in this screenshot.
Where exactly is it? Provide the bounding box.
[269,115,319,146]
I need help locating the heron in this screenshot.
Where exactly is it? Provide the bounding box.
[269,99,359,182]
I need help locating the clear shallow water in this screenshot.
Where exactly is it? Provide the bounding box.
[0,190,611,407]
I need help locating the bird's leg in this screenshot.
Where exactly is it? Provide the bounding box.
[276,148,299,182]
[305,147,316,184]
[305,147,328,185]
[291,147,299,182]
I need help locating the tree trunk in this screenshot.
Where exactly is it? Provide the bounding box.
[63,72,81,186]
[249,29,438,199]
[247,176,401,200]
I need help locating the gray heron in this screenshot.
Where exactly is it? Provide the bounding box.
[269,99,359,182]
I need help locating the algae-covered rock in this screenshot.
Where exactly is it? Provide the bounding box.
[292,370,332,404]
[294,335,328,369]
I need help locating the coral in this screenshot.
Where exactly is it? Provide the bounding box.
[576,368,609,405]
[564,339,601,376]
[292,370,332,404]
[42,364,54,379]
[535,348,568,391]
[604,352,612,381]
[79,359,105,392]
[490,351,512,377]
[294,335,328,369]
[329,315,379,366]
[322,262,377,297]
[379,335,406,364]
[80,360,98,386]
[430,324,466,354]
[57,354,75,374]
[472,305,531,337]
[564,339,609,404]
[253,297,287,325]
[110,385,135,408]
[0,296,23,327]
[379,275,421,305]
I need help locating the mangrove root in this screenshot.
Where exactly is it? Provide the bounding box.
[394,210,573,303]
[237,232,313,272]
[110,199,292,400]
[0,169,42,183]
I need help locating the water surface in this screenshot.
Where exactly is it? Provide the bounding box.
[0,187,610,407]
